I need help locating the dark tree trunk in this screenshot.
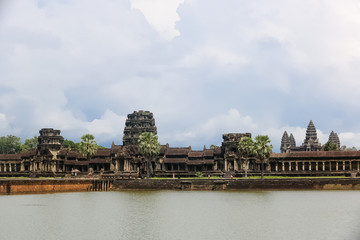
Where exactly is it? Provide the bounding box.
[244,159,248,178]
[147,158,153,178]
[261,160,264,180]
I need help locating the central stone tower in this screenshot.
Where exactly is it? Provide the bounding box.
[37,128,64,153]
[123,110,157,146]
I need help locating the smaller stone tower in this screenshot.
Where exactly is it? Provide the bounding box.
[289,133,296,148]
[123,110,157,146]
[300,120,321,151]
[328,131,340,149]
[37,128,64,153]
[280,131,290,153]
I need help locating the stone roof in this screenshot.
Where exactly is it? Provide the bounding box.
[165,148,190,156]
[0,154,21,160]
[188,151,203,158]
[163,157,187,163]
[271,151,360,159]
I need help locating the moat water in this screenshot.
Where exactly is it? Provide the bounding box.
[0,191,360,240]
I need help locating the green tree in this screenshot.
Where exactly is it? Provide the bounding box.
[63,139,80,150]
[79,134,98,161]
[0,135,22,154]
[254,135,273,180]
[322,141,338,151]
[22,136,38,152]
[138,132,161,178]
[238,137,255,178]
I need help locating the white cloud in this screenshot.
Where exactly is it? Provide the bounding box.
[131,0,184,40]
[2,0,360,150]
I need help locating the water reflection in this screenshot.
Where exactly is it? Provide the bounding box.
[0,191,360,240]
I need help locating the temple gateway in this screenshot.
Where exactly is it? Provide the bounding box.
[0,111,359,177]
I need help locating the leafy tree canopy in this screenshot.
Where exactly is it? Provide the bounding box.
[63,139,80,150]
[138,132,161,159]
[322,141,338,151]
[79,134,98,160]
[0,135,22,154]
[21,136,38,152]
[238,137,255,158]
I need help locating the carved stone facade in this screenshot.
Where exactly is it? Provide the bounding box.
[0,112,357,178]
[281,120,322,152]
[123,110,157,146]
[328,131,340,149]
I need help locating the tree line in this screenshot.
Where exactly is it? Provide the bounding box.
[0,134,105,154]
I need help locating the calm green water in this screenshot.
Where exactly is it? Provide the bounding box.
[0,191,359,240]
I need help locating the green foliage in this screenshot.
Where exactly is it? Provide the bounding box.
[340,145,357,151]
[0,135,22,154]
[195,172,203,178]
[322,141,338,151]
[254,135,273,180]
[63,139,80,150]
[254,135,273,160]
[138,132,161,178]
[238,137,255,178]
[138,132,161,159]
[238,137,255,158]
[21,136,38,152]
[79,134,98,160]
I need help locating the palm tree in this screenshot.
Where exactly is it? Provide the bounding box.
[138,132,161,178]
[254,135,273,180]
[79,134,98,161]
[238,137,255,178]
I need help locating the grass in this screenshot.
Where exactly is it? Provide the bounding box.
[240,176,347,179]
[149,175,348,180]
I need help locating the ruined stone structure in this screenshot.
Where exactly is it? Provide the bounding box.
[281,120,322,152]
[123,111,157,146]
[328,131,340,149]
[0,111,358,178]
[280,131,290,153]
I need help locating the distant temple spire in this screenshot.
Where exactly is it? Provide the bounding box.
[280,131,290,153]
[328,131,340,149]
[301,120,321,151]
[289,133,296,147]
[304,120,317,144]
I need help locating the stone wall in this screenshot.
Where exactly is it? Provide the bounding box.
[0,179,93,194]
[112,178,360,191]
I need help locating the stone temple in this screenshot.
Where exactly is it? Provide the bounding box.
[280,120,341,153]
[0,111,359,178]
[123,110,157,146]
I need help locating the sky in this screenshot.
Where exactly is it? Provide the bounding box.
[1,0,360,152]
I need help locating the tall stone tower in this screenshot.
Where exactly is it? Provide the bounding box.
[300,120,321,151]
[328,131,340,149]
[289,133,296,148]
[280,131,290,153]
[37,128,64,153]
[123,110,157,146]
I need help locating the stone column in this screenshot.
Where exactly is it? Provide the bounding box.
[9,164,12,172]
[275,163,278,172]
[357,161,360,171]
[316,162,318,171]
[343,161,346,171]
[302,162,305,171]
[322,161,325,171]
[224,160,228,171]
[4,163,7,172]
[282,161,284,171]
[329,162,332,171]
[296,162,298,171]
[336,162,339,171]
[115,161,119,171]
[21,162,25,172]
[309,162,312,171]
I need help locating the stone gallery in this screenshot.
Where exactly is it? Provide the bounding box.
[0,110,360,177]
